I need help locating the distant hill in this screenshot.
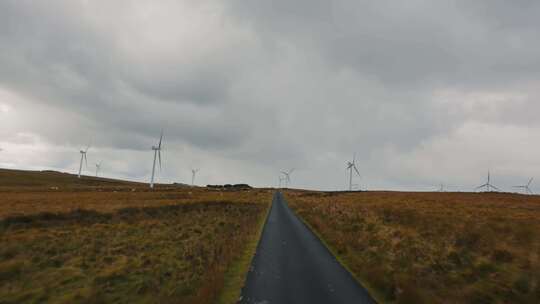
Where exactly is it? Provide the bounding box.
[0,168,248,190]
[0,168,142,188]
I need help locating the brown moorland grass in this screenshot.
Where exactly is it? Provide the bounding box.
[0,168,141,189]
[286,190,540,304]
[0,169,272,303]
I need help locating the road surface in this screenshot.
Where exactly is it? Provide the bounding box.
[240,191,375,304]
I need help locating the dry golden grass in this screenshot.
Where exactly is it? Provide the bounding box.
[286,190,540,304]
[0,169,272,303]
[0,187,265,220]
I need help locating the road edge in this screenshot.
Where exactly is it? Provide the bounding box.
[215,193,274,304]
[282,192,385,304]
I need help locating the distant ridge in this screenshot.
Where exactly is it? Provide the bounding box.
[0,168,143,188]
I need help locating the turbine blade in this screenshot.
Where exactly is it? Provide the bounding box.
[84,153,88,168]
[528,178,534,186]
[353,165,360,177]
[158,151,162,171]
[491,185,501,191]
[158,129,163,149]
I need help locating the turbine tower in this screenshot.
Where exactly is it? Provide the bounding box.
[95,161,102,177]
[513,178,534,194]
[278,175,287,188]
[346,154,361,191]
[77,146,90,178]
[150,130,163,189]
[191,168,199,186]
[280,169,294,188]
[475,171,500,192]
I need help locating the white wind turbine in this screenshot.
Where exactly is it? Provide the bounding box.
[191,168,199,186]
[513,178,534,194]
[475,171,500,192]
[77,145,90,178]
[280,169,294,188]
[95,161,102,177]
[278,175,287,188]
[438,183,445,192]
[150,130,163,189]
[347,154,361,191]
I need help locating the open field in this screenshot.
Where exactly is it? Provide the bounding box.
[0,169,272,303]
[286,190,540,303]
[0,169,142,189]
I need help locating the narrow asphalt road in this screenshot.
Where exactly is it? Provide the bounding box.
[240,191,375,304]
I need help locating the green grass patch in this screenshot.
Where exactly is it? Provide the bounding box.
[216,196,272,304]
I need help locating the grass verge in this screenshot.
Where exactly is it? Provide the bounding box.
[216,194,273,304]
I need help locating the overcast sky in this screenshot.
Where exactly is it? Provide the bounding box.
[1,1,540,191]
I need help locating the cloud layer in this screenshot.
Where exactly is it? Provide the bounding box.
[1,1,539,191]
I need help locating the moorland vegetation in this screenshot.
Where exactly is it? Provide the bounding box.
[287,190,540,303]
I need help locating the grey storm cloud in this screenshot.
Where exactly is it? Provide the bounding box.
[1,0,540,190]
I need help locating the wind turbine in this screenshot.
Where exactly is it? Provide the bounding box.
[77,145,90,178]
[346,154,361,191]
[438,184,445,192]
[150,130,163,189]
[280,169,294,188]
[475,171,500,192]
[191,168,199,186]
[95,161,102,177]
[513,178,534,194]
[278,175,287,188]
